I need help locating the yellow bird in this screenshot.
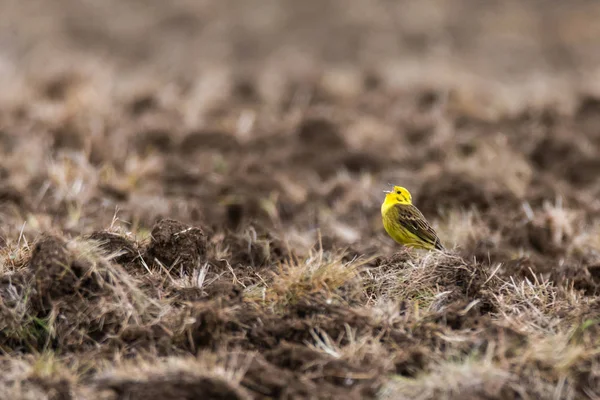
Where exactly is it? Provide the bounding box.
[381,185,444,251]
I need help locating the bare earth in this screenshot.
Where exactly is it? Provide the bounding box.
[1,1,600,399]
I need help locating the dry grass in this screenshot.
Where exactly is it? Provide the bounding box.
[260,248,364,309]
[380,358,519,400]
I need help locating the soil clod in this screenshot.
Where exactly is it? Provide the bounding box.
[146,219,207,274]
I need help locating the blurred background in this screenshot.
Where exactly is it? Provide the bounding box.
[1,0,600,255]
[2,0,600,108]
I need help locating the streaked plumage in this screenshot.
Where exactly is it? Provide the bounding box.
[381,185,444,251]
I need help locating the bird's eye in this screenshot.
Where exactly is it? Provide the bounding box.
[396,191,400,194]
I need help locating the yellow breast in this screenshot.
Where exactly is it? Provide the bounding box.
[381,204,406,244]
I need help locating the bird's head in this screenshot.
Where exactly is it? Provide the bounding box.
[383,185,412,205]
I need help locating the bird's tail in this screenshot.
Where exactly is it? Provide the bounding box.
[435,240,445,251]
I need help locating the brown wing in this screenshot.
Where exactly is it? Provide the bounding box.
[394,204,444,250]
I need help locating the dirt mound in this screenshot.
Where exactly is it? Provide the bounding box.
[550,263,600,296]
[18,235,165,350]
[243,352,373,399]
[146,219,208,274]
[102,376,250,400]
[0,184,31,212]
[289,117,382,179]
[136,129,176,153]
[29,235,88,302]
[575,95,600,144]
[215,229,289,267]
[96,358,253,400]
[297,118,346,150]
[52,123,87,152]
[417,172,519,216]
[530,132,600,187]
[88,231,138,264]
[179,130,241,154]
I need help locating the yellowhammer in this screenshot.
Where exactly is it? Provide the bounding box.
[381,185,444,250]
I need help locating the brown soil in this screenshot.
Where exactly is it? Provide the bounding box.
[1,1,600,399]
